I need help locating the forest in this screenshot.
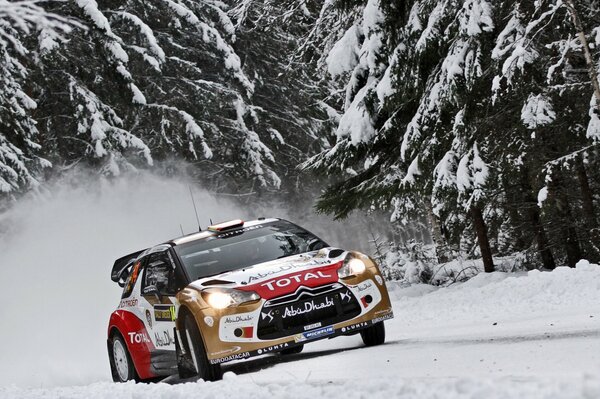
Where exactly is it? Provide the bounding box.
[2,0,600,284]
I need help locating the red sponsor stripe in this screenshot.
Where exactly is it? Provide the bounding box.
[242,326,254,338]
[238,261,343,299]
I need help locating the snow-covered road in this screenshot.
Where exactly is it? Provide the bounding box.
[3,262,600,398]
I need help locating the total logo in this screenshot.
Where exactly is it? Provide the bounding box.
[128,332,150,344]
[261,271,332,291]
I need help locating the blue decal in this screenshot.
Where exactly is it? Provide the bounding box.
[303,326,334,340]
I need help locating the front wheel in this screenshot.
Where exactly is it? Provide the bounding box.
[110,334,137,382]
[182,316,222,381]
[360,322,385,346]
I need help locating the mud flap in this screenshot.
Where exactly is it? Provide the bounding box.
[175,327,196,379]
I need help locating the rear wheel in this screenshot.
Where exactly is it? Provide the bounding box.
[360,322,385,346]
[110,334,137,382]
[280,344,304,355]
[182,316,222,381]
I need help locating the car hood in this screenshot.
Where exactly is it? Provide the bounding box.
[187,247,348,299]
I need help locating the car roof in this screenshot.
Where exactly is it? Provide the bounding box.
[168,217,281,246]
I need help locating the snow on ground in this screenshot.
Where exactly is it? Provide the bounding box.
[2,261,600,398]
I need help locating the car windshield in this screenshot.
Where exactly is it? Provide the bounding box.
[173,221,328,281]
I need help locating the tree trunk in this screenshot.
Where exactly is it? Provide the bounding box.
[549,171,582,267]
[575,155,597,229]
[471,205,495,273]
[520,169,556,269]
[565,0,600,110]
[426,202,450,263]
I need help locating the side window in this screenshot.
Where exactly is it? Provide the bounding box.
[121,260,143,299]
[142,251,177,296]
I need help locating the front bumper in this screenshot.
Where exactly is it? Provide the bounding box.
[209,307,394,364]
[179,266,394,365]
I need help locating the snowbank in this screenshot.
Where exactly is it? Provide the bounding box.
[391,262,600,331]
[2,373,600,399]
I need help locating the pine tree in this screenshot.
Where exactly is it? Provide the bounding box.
[0,0,71,199]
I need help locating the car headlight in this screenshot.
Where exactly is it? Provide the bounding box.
[338,257,367,278]
[202,288,260,309]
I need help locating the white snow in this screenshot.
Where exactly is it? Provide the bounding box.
[587,95,600,141]
[75,0,111,33]
[326,25,361,77]
[461,0,494,37]
[537,186,548,207]
[336,85,376,145]
[116,12,166,63]
[1,259,600,397]
[521,94,556,129]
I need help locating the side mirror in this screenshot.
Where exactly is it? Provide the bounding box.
[309,239,326,251]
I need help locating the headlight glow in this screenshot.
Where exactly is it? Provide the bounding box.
[202,288,260,309]
[348,258,366,274]
[338,257,367,278]
[206,292,232,309]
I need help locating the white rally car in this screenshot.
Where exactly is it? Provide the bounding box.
[107,218,394,382]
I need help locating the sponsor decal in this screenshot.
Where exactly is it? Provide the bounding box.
[154,305,176,322]
[257,343,289,355]
[283,296,334,319]
[261,310,274,323]
[304,322,322,331]
[375,275,383,285]
[209,352,250,364]
[357,281,373,292]
[246,265,296,284]
[233,326,254,338]
[128,332,150,344]
[154,331,175,347]
[210,346,242,356]
[119,298,138,308]
[245,259,329,284]
[145,309,152,328]
[360,295,373,308]
[371,313,394,324]
[294,333,306,343]
[374,308,393,317]
[204,316,214,327]
[340,291,352,303]
[300,326,334,341]
[239,262,342,299]
[124,262,141,294]
[261,271,332,291]
[224,315,253,324]
[341,321,369,333]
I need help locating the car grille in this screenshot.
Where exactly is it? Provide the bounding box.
[257,283,361,340]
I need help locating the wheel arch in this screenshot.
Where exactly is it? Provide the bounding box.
[107,310,153,380]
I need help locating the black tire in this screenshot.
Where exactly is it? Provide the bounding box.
[182,316,222,381]
[280,344,304,355]
[109,333,138,383]
[360,322,385,346]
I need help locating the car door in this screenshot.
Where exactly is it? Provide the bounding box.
[139,248,181,362]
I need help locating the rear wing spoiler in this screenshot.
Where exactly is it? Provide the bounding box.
[111,249,146,285]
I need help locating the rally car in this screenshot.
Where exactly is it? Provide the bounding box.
[107,218,394,382]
